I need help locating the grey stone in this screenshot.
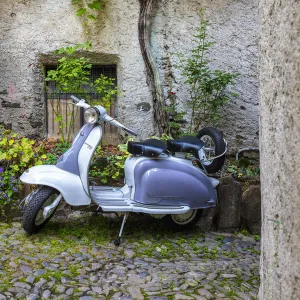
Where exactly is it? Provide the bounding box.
[35,278,47,288]
[14,282,31,290]
[128,286,144,300]
[26,294,39,300]
[20,265,33,274]
[124,250,135,258]
[66,288,74,295]
[191,296,206,300]
[241,185,261,235]
[174,295,194,300]
[90,275,98,282]
[78,287,90,292]
[42,290,51,299]
[220,274,237,279]
[9,261,17,268]
[34,269,46,276]
[55,285,66,293]
[25,275,35,284]
[197,289,214,299]
[90,286,101,294]
[217,176,242,229]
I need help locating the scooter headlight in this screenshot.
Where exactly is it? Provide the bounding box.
[84,107,99,124]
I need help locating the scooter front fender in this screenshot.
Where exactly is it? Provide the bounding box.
[20,165,91,206]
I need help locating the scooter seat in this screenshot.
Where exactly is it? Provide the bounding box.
[167,136,204,157]
[128,139,167,157]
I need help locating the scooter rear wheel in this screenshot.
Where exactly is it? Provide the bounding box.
[163,209,202,230]
[197,127,226,173]
[22,186,61,234]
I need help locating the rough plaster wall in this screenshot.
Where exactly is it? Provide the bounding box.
[151,0,259,150]
[0,0,259,147]
[0,0,155,139]
[259,0,300,299]
[0,0,85,137]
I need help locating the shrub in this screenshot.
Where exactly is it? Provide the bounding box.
[175,9,238,133]
[0,127,45,209]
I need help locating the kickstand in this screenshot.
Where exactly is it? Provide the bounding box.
[114,213,129,246]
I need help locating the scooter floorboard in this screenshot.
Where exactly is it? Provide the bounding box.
[90,188,190,214]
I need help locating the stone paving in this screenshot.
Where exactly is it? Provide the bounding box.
[0,213,260,300]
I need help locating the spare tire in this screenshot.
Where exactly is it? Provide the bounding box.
[197,127,226,173]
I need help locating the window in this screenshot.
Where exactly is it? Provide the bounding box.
[45,65,118,141]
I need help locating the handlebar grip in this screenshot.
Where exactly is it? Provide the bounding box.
[70,95,80,103]
[124,128,138,137]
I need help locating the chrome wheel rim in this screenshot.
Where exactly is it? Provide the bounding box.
[171,210,197,225]
[35,194,61,226]
[200,135,216,166]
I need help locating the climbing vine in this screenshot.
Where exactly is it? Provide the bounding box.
[138,0,169,135]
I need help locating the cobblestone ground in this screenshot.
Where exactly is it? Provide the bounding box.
[0,213,260,300]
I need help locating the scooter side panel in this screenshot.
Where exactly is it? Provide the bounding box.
[20,165,91,205]
[133,158,217,209]
[56,124,95,175]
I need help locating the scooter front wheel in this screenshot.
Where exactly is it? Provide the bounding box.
[22,186,61,234]
[163,209,202,230]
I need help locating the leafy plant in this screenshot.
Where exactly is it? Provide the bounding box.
[0,127,45,209]
[163,91,186,139]
[45,42,92,142]
[150,133,173,142]
[89,138,133,184]
[45,42,120,142]
[175,9,238,133]
[93,74,120,109]
[71,0,103,21]
[227,159,260,178]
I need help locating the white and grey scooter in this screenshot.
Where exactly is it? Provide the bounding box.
[20,95,226,245]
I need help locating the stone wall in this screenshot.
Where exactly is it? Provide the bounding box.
[259,0,300,298]
[0,0,259,148]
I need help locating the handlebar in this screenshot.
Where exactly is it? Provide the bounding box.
[104,115,138,137]
[124,128,138,137]
[70,95,80,103]
[70,95,138,136]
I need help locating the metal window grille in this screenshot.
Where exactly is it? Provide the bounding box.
[45,65,118,141]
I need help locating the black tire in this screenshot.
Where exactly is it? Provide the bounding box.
[22,186,61,234]
[197,127,226,173]
[162,209,203,231]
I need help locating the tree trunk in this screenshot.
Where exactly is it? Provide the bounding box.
[138,0,169,135]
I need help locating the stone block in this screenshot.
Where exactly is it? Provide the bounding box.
[241,185,261,235]
[216,176,242,230]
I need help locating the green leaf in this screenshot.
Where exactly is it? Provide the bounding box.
[87,14,96,20]
[88,1,102,10]
[76,8,87,16]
